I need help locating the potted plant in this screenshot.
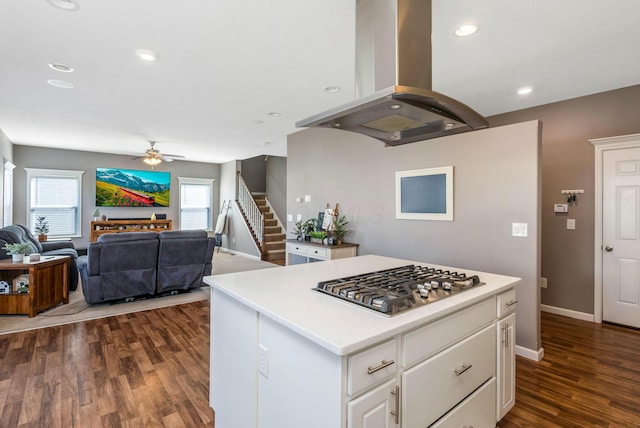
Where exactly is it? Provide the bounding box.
[293,220,305,241]
[302,218,316,241]
[330,214,351,245]
[34,216,49,242]
[3,242,31,262]
[309,230,327,244]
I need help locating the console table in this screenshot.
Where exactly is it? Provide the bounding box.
[90,219,172,242]
[285,239,359,265]
[0,256,70,317]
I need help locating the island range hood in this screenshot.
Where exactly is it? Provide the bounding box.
[296,0,488,146]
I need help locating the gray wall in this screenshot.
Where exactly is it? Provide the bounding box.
[241,156,267,193]
[489,84,640,315]
[287,121,541,353]
[266,156,287,225]
[13,145,220,249]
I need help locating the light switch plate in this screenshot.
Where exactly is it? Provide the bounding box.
[296,214,302,222]
[287,214,293,222]
[567,219,576,230]
[304,194,311,202]
[512,223,528,237]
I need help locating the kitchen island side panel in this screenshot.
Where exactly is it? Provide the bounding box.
[211,290,258,428]
[258,315,343,428]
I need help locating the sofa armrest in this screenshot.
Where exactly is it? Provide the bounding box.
[41,240,75,252]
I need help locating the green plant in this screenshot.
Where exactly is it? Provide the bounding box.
[293,220,305,236]
[34,216,49,236]
[302,218,317,235]
[3,242,31,255]
[331,214,351,241]
[309,230,327,239]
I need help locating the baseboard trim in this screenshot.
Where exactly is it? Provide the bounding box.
[516,345,544,361]
[541,304,595,322]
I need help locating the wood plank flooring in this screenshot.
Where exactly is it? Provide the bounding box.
[0,301,214,427]
[499,311,640,427]
[3,304,640,427]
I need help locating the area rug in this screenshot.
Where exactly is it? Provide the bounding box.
[0,249,279,335]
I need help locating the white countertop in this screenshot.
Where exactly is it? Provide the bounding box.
[204,255,520,356]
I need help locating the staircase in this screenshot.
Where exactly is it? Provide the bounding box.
[254,195,286,266]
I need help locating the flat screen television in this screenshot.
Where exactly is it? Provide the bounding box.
[96,167,170,207]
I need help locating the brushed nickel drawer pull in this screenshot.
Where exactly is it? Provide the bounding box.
[390,385,400,424]
[454,363,473,376]
[367,359,395,374]
[506,299,518,307]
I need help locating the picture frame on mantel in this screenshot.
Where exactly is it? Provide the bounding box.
[395,166,454,221]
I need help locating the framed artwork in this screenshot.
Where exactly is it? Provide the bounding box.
[395,166,453,221]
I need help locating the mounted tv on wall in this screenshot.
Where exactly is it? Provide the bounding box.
[96,167,170,207]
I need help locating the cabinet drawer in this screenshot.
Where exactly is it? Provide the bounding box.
[287,243,306,256]
[348,339,397,396]
[402,298,495,368]
[401,325,496,428]
[305,246,328,259]
[497,288,517,318]
[430,378,497,428]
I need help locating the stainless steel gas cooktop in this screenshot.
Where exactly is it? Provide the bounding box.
[314,264,484,315]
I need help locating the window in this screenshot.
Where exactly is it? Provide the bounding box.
[178,177,214,230]
[3,161,15,227]
[26,168,84,237]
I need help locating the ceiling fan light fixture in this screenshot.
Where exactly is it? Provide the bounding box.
[143,156,161,166]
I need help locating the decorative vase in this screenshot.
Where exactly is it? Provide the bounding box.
[12,254,23,263]
[38,234,47,242]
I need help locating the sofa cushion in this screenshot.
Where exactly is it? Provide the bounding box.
[157,230,214,292]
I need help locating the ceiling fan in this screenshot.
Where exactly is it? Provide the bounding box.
[133,141,185,168]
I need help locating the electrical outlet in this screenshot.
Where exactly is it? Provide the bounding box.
[258,344,269,378]
[541,277,547,288]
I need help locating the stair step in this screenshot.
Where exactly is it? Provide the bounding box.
[264,219,277,227]
[264,241,285,251]
[264,226,281,234]
[262,249,285,261]
[263,212,273,219]
[264,233,285,242]
[259,206,270,213]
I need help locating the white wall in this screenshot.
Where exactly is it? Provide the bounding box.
[287,121,541,353]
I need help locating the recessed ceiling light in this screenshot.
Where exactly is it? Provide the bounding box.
[455,24,478,37]
[46,0,79,11]
[135,49,158,62]
[47,79,74,89]
[250,119,264,125]
[267,112,281,117]
[324,86,341,93]
[48,63,74,73]
[517,86,533,95]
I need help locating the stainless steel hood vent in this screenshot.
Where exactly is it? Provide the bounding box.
[296,0,488,146]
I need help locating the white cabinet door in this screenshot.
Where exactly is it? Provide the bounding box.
[348,379,397,428]
[497,313,516,420]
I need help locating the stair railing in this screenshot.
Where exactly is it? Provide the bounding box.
[236,171,264,247]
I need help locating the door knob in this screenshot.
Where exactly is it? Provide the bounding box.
[605,245,614,252]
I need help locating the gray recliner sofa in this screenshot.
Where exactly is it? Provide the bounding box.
[77,230,214,304]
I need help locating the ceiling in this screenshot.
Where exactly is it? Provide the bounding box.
[1,0,639,165]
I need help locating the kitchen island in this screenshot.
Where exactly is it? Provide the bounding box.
[205,255,519,428]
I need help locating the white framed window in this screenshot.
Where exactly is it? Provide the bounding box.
[178,177,214,230]
[3,161,15,227]
[26,168,84,237]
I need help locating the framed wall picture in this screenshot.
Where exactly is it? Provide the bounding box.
[395,166,453,221]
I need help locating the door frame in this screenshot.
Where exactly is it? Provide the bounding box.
[591,133,640,323]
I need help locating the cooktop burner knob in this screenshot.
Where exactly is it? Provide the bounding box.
[442,281,452,290]
[419,289,430,298]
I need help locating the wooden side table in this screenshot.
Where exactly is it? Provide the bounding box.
[0,255,70,317]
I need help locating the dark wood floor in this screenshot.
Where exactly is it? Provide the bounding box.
[3,305,640,427]
[0,301,214,427]
[499,312,640,427]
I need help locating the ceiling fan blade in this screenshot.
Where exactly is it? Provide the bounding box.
[131,156,144,160]
[161,153,185,158]
[159,156,174,162]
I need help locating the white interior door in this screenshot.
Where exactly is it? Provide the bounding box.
[603,147,640,327]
